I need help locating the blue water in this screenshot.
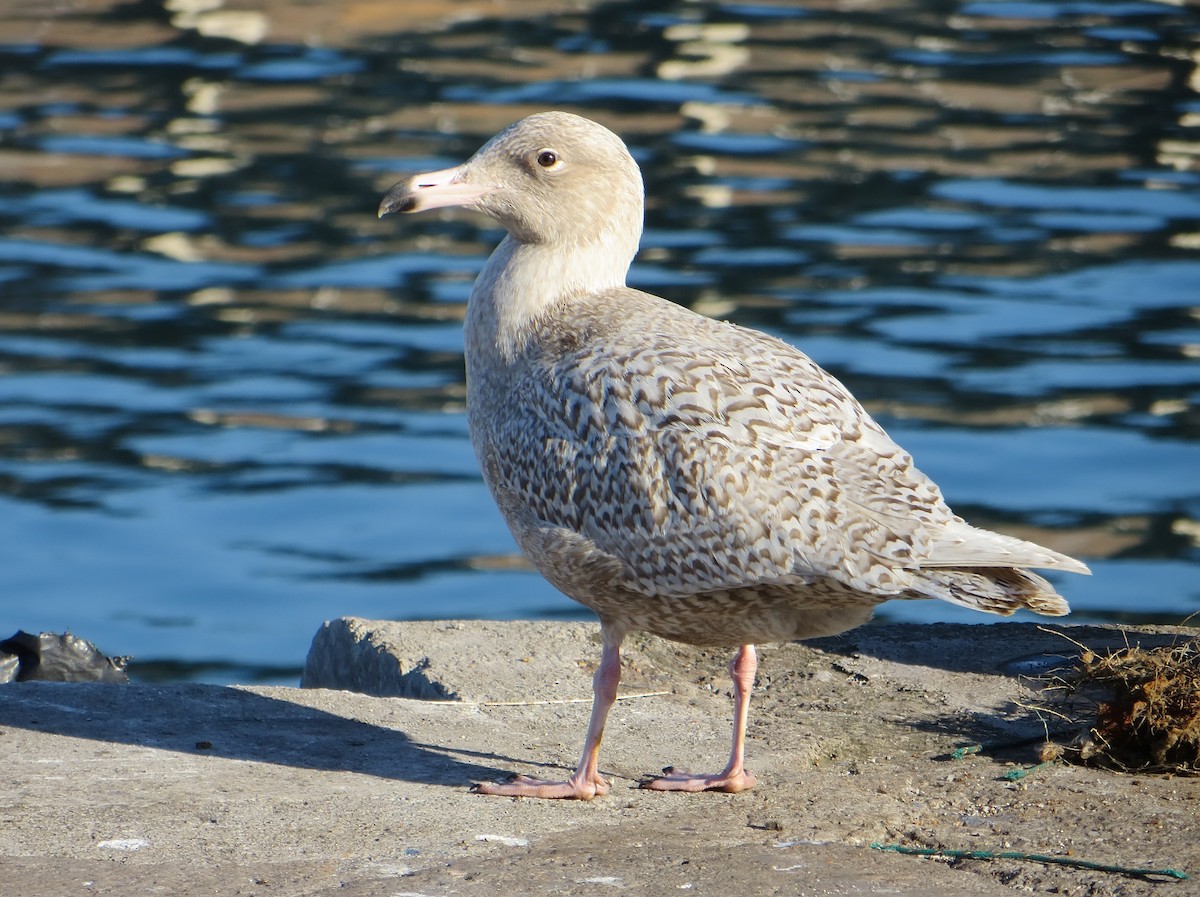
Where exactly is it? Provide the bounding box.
[0,0,1197,683]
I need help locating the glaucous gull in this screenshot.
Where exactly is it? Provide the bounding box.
[377,111,1089,799]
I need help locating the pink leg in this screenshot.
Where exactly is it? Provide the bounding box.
[641,643,758,794]
[474,627,624,800]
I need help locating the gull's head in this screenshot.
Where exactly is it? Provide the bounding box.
[378,112,645,250]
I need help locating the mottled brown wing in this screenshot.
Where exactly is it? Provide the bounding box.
[492,293,959,598]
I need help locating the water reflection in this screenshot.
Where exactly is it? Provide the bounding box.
[1,0,1197,683]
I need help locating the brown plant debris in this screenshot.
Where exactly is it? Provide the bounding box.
[1040,638,1200,775]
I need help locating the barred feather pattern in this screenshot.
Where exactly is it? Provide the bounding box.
[469,286,1082,646]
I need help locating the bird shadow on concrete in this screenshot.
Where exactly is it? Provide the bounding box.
[0,681,516,787]
[748,622,1193,769]
[804,621,1179,677]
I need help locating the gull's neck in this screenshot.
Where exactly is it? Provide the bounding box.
[466,228,639,363]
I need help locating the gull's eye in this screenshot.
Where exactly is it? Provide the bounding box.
[536,149,560,168]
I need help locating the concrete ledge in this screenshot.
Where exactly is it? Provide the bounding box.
[2,621,1195,896]
[301,617,606,702]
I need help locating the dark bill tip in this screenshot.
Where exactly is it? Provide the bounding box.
[377,182,416,218]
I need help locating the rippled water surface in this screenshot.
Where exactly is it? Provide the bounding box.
[1,0,1198,683]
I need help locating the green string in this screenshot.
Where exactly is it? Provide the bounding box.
[949,742,1057,779]
[1002,759,1058,781]
[870,843,1189,881]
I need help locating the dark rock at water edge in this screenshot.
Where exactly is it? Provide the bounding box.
[0,631,129,684]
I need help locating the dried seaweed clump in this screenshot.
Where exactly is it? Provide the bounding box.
[1043,639,1200,775]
